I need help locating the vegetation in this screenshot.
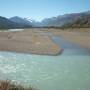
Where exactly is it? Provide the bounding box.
[0,80,37,90]
[61,15,90,28]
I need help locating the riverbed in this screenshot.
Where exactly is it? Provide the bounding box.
[0,29,90,90]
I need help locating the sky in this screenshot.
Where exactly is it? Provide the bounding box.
[0,0,90,21]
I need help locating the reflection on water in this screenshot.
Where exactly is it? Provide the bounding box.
[9,29,24,32]
[0,29,24,32]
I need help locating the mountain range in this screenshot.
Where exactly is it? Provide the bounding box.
[0,10,90,29]
[40,11,90,28]
[0,16,32,29]
[61,11,90,28]
[9,16,32,26]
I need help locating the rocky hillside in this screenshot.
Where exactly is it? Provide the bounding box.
[40,11,90,28]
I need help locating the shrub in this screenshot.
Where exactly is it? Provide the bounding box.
[0,80,37,90]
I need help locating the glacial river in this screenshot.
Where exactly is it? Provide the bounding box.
[0,29,90,90]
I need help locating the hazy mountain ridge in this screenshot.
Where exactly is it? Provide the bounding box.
[61,12,90,28]
[9,16,32,26]
[0,16,32,29]
[0,10,90,29]
[40,11,90,28]
[0,16,18,29]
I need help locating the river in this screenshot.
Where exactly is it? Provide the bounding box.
[0,29,90,90]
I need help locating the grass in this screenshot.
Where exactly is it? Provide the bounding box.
[0,80,37,90]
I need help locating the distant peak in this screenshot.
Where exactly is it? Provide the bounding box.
[10,16,23,19]
[24,17,34,22]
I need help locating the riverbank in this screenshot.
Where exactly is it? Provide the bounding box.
[42,28,90,49]
[0,29,62,55]
[0,28,90,55]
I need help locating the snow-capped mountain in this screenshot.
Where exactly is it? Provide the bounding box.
[24,17,34,23]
